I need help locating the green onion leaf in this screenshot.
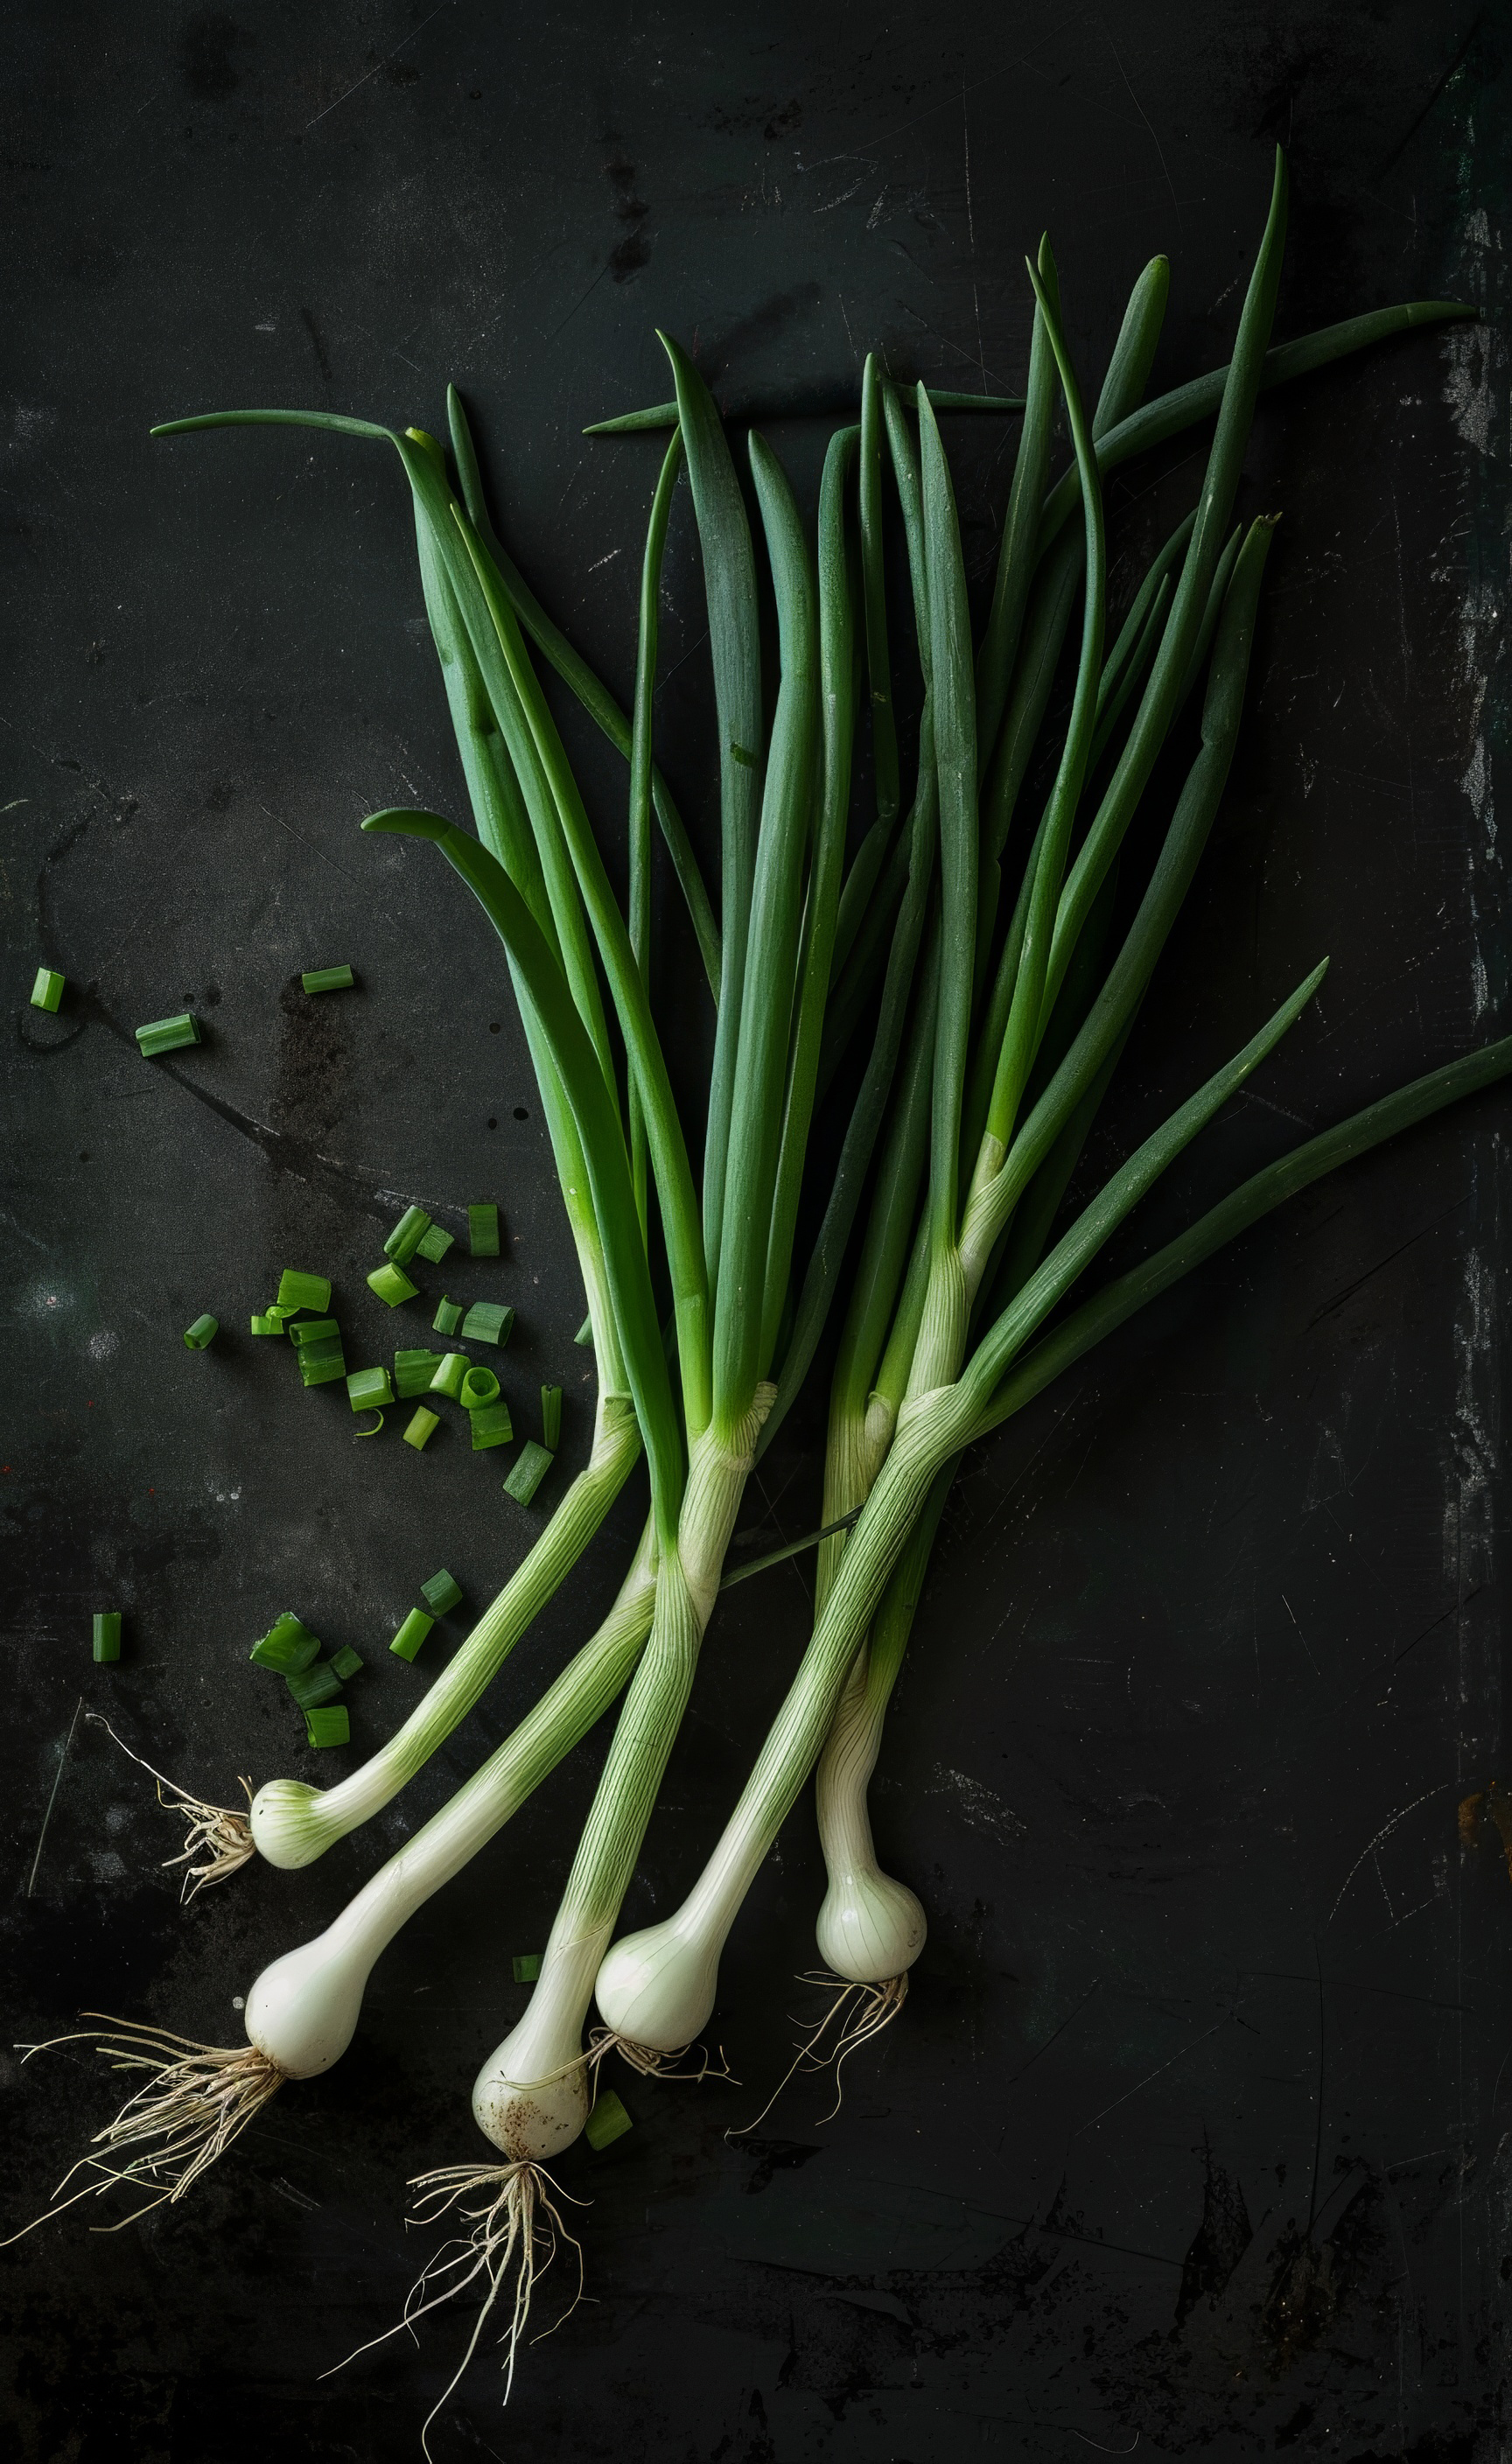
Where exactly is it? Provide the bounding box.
[460,1365,500,1410]
[428,1352,469,1402]
[503,1439,553,1505]
[301,965,355,993]
[384,1204,431,1265]
[298,1340,346,1386]
[469,1401,514,1450]
[461,1300,514,1347]
[511,1952,542,1984]
[286,1661,343,1711]
[248,1612,319,1673]
[287,1317,339,1348]
[328,1645,363,1681]
[249,1312,283,1335]
[541,1384,563,1450]
[394,1347,443,1397]
[402,1407,440,1452]
[368,1262,419,1308]
[432,1296,464,1337]
[91,1611,122,1664]
[389,1606,435,1662]
[415,1222,454,1264]
[182,1313,219,1350]
[304,1705,349,1748]
[346,1366,394,1411]
[574,1314,593,1347]
[30,967,65,1013]
[584,2090,632,2151]
[135,1012,200,1057]
[276,1270,331,1314]
[467,1202,500,1256]
[420,1569,463,1616]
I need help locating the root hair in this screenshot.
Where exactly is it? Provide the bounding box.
[728,1969,909,2138]
[88,1716,255,1894]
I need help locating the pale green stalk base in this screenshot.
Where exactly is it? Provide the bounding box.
[813,1644,927,1984]
[250,1393,640,1870]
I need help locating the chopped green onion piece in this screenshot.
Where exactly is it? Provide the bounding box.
[265,1304,295,1325]
[302,965,355,994]
[183,1313,219,1350]
[286,1661,343,1711]
[467,1202,500,1257]
[135,1012,200,1057]
[287,1316,339,1348]
[428,1351,469,1403]
[328,1645,363,1681]
[276,1270,331,1314]
[31,966,65,1013]
[573,1314,593,1348]
[249,1312,283,1335]
[503,1440,554,1505]
[304,1705,349,1748]
[92,1611,122,1664]
[511,1953,542,1984]
[394,1347,443,1398]
[354,1410,385,1437]
[298,1340,346,1386]
[384,1204,431,1265]
[346,1366,394,1411]
[402,1407,440,1452]
[432,1296,464,1336]
[541,1385,563,1450]
[249,1612,319,1673]
[415,1222,455,1264]
[420,1569,463,1616]
[389,1606,435,1662]
[584,2090,632,2152]
[462,1301,514,1347]
[368,1262,419,1308]
[470,1402,514,1451]
[460,1365,500,1410]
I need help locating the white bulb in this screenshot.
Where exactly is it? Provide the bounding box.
[244,1929,374,2079]
[594,1908,724,2052]
[816,1861,926,1984]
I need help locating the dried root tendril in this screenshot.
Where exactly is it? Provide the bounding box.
[4,2019,283,2241]
[326,2160,586,2460]
[586,2025,738,2085]
[88,1715,255,1895]
[728,1969,909,2138]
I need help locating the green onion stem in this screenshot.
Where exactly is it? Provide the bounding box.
[626,429,686,1241]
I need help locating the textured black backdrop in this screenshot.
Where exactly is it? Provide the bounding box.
[3,5,1509,2460]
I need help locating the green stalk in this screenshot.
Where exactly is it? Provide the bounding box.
[626,431,686,1239]
[974,234,1060,777]
[859,356,900,842]
[445,385,721,1003]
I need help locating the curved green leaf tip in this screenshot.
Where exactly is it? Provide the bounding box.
[360,807,453,843]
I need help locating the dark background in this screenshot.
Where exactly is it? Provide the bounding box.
[3,4,1509,2458]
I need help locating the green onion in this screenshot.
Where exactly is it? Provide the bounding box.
[394,1348,443,1397]
[584,2090,632,2151]
[91,1611,122,1664]
[389,1607,435,1662]
[368,1263,418,1308]
[346,1367,394,1411]
[298,1340,346,1387]
[249,1312,283,1335]
[432,1297,464,1336]
[329,1646,363,1681]
[249,1613,319,1673]
[420,1570,464,1616]
[135,1012,200,1056]
[428,1352,469,1402]
[277,1270,331,1314]
[574,1315,593,1347]
[460,1366,500,1409]
[384,1205,431,1264]
[402,1407,440,1452]
[30,966,64,1012]
[468,1202,500,1256]
[541,1386,563,1450]
[182,1314,219,1350]
[416,1223,454,1264]
[287,1317,339,1348]
[286,1662,343,1711]
[503,1441,553,1505]
[302,965,355,993]
[304,1706,349,1748]
[462,1300,514,1346]
[469,1402,514,1450]
[511,1953,542,1984]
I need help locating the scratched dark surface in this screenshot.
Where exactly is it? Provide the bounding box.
[3,4,1510,2459]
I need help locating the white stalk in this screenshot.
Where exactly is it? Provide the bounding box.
[813,1648,926,1983]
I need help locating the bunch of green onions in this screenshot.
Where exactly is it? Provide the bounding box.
[18,148,1508,2440]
